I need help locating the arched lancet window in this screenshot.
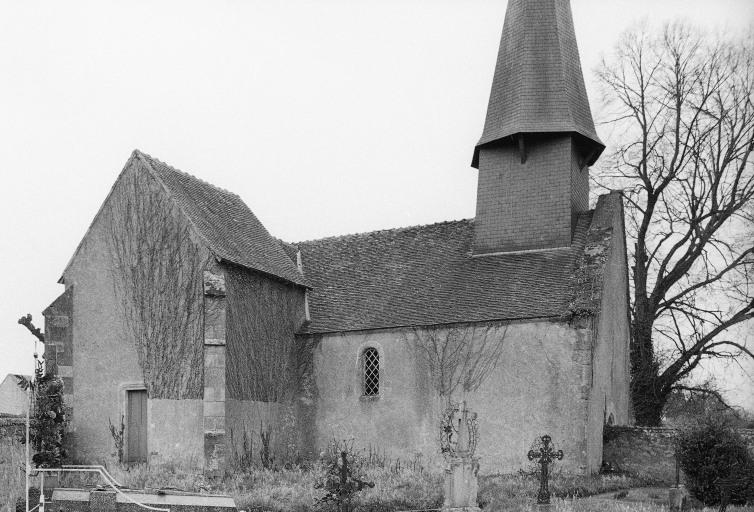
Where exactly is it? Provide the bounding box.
[362,347,380,396]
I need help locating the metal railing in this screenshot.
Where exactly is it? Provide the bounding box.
[33,466,170,512]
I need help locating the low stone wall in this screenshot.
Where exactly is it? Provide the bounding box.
[603,426,754,484]
[0,416,25,439]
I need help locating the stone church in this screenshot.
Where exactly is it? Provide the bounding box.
[42,0,630,475]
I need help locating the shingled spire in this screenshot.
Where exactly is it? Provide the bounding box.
[472,0,605,255]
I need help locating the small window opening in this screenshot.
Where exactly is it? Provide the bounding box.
[363,348,379,396]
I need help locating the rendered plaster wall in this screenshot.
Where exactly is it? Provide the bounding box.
[586,192,631,471]
[148,399,204,467]
[61,161,207,464]
[64,195,142,463]
[225,399,296,468]
[224,265,306,467]
[312,320,595,474]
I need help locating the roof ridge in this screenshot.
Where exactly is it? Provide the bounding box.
[291,218,474,245]
[133,149,240,198]
[134,150,219,261]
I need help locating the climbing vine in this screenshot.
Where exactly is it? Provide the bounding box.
[106,162,205,399]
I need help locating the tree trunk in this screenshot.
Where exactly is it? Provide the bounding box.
[631,376,666,426]
[630,315,667,425]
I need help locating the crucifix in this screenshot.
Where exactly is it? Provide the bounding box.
[527,435,564,505]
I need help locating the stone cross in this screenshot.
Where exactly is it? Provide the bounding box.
[527,434,563,505]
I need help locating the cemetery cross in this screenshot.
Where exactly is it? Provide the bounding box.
[527,435,564,505]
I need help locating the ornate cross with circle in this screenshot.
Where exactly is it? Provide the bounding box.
[527,434,564,505]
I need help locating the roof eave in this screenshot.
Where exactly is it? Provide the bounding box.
[471,129,605,169]
[217,257,312,289]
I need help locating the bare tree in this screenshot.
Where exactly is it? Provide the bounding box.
[107,167,205,399]
[409,323,509,402]
[595,23,754,425]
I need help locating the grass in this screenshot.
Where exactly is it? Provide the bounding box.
[2,438,752,512]
[476,472,657,510]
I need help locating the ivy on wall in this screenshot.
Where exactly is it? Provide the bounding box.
[106,164,205,399]
[225,265,306,402]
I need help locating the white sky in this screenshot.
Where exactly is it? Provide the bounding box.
[1,0,752,411]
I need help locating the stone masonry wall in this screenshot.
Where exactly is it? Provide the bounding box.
[203,269,227,476]
[0,417,25,439]
[43,288,74,406]
[603,426,754,484]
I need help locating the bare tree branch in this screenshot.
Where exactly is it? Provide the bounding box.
[595,22,754,424]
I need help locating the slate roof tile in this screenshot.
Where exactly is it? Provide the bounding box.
[293,211,597,334]
[473,0,604,167]
[136,151,308,287]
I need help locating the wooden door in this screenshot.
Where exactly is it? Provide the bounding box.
[126,389,147,463]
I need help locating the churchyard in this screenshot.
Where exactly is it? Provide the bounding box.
[0,436,689,512]
[3,0,753,508]
[3,427,753,512]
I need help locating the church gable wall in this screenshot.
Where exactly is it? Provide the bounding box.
[586,193,631,471]
[62,160,208,465]
[312,319,595,474]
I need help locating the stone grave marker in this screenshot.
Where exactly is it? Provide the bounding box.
[48,487,237,512]
[440,401,481,512]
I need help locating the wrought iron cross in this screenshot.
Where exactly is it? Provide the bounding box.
[527,435,564,505]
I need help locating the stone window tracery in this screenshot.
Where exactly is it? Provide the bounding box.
[362,347,379,396]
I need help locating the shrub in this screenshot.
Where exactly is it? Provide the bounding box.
[676,417,753,505]
[314,439,374,512]
[21,372,68,468]
[14,488,40,512]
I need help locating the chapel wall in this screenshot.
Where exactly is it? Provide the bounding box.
[148,399,205,467]
[599,193,631,426]
[62,160,206,465]
[312,320,594,474]
[223,264,307,468]
[586,192,631,472]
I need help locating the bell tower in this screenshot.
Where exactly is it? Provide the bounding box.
[472,0,604,255]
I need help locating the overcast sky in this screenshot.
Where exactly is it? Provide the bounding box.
[1,0,752,411]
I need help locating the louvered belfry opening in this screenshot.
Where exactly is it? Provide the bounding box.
[363,347,380,396]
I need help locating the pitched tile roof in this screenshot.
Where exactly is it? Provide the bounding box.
[293,210,600,334]
[136,151,309,287]
[473,0,604,167]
